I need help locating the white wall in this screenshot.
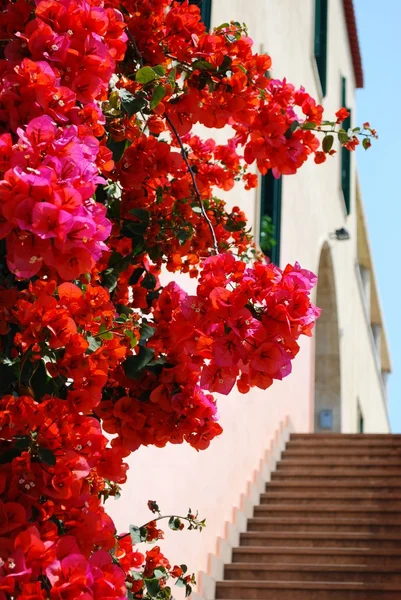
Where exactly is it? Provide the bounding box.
[109,0,389,588]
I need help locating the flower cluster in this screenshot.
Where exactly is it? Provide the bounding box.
[0,0,374,598]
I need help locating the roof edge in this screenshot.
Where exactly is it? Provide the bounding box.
[343,0,364,88]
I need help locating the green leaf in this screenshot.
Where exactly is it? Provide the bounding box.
[140,322,155,341]
[154,568,167,579]
[107,138,127,163]
[153,65,166,77]
[129,208,150,222]
[302,121,317,130]
[14,436,31,451]
[180,565,188,574]
[141,272,157,290]
[0,447,22,465]
[217,55,232,74]
[192,59,214,71]
[87,335,102,354]
[150,85,166,110]
[224,219,246,233]
[362,138,371,150]
[136,66,156,84]
[129,267,145,286]
[145,578,161,597]
[168,516,182,531]
[168,67,177,84]
[100,331,113,341]
[0,362,17,395]
[129,524,146,543]
[338,131,349,144]
[322,134,334,153]
[38,447,56,466]
[123,347,155,377]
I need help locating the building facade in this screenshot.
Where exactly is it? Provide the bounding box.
[110,0,391,594]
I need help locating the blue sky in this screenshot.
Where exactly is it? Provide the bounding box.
[354,0,400,430]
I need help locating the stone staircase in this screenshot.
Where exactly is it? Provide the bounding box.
[215,433,401,599]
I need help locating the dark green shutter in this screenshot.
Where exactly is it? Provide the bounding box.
[341,77,351,215]
[260,173,282,266]
[314,0,328,96]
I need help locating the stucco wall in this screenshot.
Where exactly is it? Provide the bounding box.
[109,0,389,585]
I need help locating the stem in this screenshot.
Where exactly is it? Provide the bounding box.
[126,27,144,68]
[117,514,201,540]
[165,113,219,255]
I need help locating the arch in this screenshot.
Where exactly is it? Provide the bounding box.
[314,242,342,432]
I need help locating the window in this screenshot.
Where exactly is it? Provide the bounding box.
[259,172,282,265]
[341,77,352,214]
[188,0,212,30]
[314,0,328,96]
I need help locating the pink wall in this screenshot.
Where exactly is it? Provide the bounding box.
[109,336,314,580]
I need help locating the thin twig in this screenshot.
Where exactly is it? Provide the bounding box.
[117,515,202,540]
[165,114,219,254]
[126,27,144,68]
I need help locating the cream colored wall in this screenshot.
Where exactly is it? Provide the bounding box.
[109,0,389,585]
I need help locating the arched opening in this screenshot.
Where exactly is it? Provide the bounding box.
[314,243,342,432]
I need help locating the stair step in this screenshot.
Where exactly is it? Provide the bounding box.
[255,504,401,519]
[232,547,401,566]
[266,480,401,490]
[282,448,401,458]
[261,492,401,504]
[271,474,401,485]
[224,563,401,583]
[247,517,401,533]
[215,580,401,599]
[240,531,401,548]
[272,470,401,478]
[278,460,401,469]
[286,440,401,449]
[290,434,401,440]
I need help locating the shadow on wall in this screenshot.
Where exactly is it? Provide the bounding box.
[314,242,342,432]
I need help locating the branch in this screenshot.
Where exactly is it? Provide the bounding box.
[125,27,144,68]
[117,514,204,540]
[165,114,219,255]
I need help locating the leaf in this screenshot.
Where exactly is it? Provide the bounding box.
[338,131,349,144]
[302,121,316,130]
[140,323,155,343]
[145,578,161,597]
[99,331,113,341]
[129,524,146,544]
[154,568,166,579]
[129,208,150,222]
[129,267,145,286]
[217,55,232,74]
[123,347,155,378]
[150,85,166,110]
[192,59,214,71]
[87,335,102,354]
[38,447,56,466]
[153,65,166,77]
[136,66,156,84]
[0,361,17,395]
[107,138,127,163]
[141,272,157,290]
[0,447,22,465]
[168,516,182,531]
[362,137,371,150]
[14,436,31,450]
[322,134,334,153]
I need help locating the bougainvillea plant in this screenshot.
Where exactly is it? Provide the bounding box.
[0,0,376,598]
